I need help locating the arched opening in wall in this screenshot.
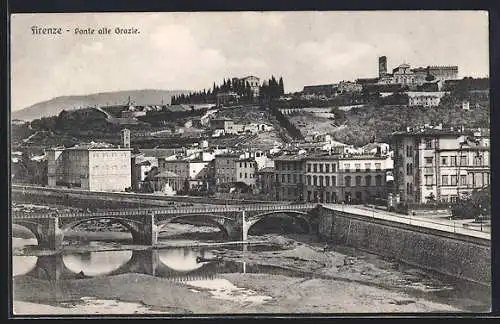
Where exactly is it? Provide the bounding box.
[157,215,228,243]
[12,224,39,248]
[247,213,311,242]
[62,218,134,247]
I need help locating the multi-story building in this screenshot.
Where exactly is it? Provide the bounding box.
[157,158,210,188]
[392,128,490,204]
[256,166,275,195]
[47,146,132,191]
[236,157,258,189]
[273,155,307,201]
[303,153,392,203]
[407,91,448,107]
[210,118,235,132]
[240,75,260,98]
[214,153,240,184]
[376,56,458,86]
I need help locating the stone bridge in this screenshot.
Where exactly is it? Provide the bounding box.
[12,204,320,250]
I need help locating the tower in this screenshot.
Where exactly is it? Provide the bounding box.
[379,56,387,78]
[120,128,131,149]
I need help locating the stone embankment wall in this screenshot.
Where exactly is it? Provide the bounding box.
[318,207,490,286]
[11,185,283,208]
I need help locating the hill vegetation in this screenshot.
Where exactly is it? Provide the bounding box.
[330,101,489,147]
[12,89,190,121]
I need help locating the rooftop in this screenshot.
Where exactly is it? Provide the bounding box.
[258,166,275,173]
[391,128,467,137]
[154,171,182,178]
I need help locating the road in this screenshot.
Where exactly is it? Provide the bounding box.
[322,204,490,240]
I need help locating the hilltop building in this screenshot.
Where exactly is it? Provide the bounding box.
[376,56,458,87]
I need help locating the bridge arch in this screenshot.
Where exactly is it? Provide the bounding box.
[157,214,233,237]
[60,217,144,243]
[12,220,44,245]
[246,210,313,235]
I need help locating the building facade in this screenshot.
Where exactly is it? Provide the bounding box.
[214,154,240,184]
[273,155,307,201]
[392,129,490,204]
[303,154,392,203]
[47,147,132,191]
[236,157,258,189]
[407,91,448,107]
[240,76,260,98]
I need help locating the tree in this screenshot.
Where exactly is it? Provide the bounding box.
[279,77,285,96]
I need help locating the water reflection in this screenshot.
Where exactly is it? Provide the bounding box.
[12,244,491,312]
[158,248,214,272]
[13,256,37,277]
[63,251,133,277]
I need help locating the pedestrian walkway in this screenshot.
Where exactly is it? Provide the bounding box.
[321,203,490,241]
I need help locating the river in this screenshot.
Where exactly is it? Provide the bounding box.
[12,221,490,315]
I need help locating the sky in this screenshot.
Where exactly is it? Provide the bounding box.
[11,11,489,111]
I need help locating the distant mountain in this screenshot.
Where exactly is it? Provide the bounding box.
[12,89,191,121]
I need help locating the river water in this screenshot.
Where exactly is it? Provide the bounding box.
[12,232,491,315]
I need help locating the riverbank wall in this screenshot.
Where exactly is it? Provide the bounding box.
[317,207,490,286]
[11,185,282,208]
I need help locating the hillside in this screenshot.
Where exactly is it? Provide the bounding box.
[11,89,190,121]
[330,103,490,147]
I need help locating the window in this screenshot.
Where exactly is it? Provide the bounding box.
[345,176,351,187]
[325,176,330,186]
[442,175,449,186]
[474,156,483,166]
[425,138,433,149]
[425,175,434,186]
[484,173,490,186]
[307,175,311,185]
[239,173,242,179]
[365,175,372,186]
[441,157,448,165]
[332,176,337,186]
[355,164,361,172]
[293,174,297,184]
[325,164,330,173]
[450,175,458,186]
[344,164,350,172]
[282,174,285,183]
[307,163,311,172]
[313,164,318,173]
[332,164,337,172]
[355,176,362,186]
[425,157,433,165]
[319,176,324,186]
[319,164,324,173]
[460,156,468,166]
[245,173,248,178]
[460,175,467,186]
[313,175,317,186]
[375,175,382,186]
[450,156,457,166]
[287,174,291,183]
[364,163,371,172]
[375,163,381,171]
[239,162,242,168]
